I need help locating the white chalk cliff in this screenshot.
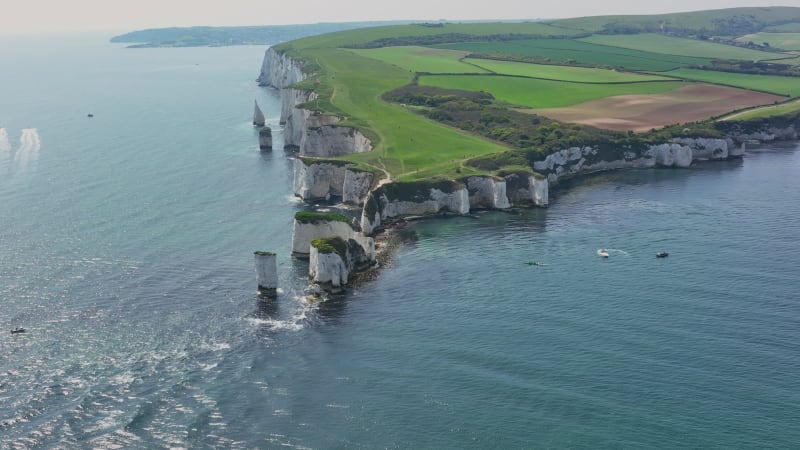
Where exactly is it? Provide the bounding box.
[360,184,470,235]
[309,247,349,287]
[262,45,800,246]
[291,218,375,262]
[465,176,511,209]
[259,48,373,157]
[292,158,374,204]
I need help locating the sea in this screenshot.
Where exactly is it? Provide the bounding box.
[1,31,799,449]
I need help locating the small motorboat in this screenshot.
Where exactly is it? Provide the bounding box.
[656,252,669,258]
[11,327,26,334]
[526,261,546,266]
[87,113,94,118]
[598,249,609,258]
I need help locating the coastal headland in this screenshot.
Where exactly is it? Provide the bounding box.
[258,7,800,288]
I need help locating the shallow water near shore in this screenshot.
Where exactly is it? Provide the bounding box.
[1,34,800,448]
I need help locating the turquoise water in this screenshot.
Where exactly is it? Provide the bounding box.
[1,34,799,448]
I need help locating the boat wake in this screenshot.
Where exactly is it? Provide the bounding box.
[13,128,41,170]
[0,128,10,170]
[0,128,10,154]
[597,248,629,258]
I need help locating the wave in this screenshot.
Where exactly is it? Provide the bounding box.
[0,128,10,171]
[0,128,10,154]
[13,128,41,169]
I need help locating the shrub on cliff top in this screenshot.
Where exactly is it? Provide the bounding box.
[378,179,464,202]
[311,237,348,259]
[295,211,351,224]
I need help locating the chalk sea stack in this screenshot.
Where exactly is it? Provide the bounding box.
[254,251,277,297]
[253,100,265,127]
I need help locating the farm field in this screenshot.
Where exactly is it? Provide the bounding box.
[465,58,674,82]
[665,68,800,96]
[348,46,486,74]
[735,33,800,51]
[272,9,800,181]
[580,33,781,61]
[435,39,710,71]
[531,84,784,131]
[299,48,506,180]
[418,74,686,108]
[721,98,800,121]
[766,23,800,33]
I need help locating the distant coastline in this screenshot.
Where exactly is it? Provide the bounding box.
[109,22,409,48]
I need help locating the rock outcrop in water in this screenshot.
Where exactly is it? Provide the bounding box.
[253,100,266,127]
[254,251,277,297]
[309,237,352,288]
[259,127,273,151]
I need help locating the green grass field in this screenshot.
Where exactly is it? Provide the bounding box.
[418,75,686,108]
[348,46,487,74]
[721,99,800,120]
[465,58,674,82]
[766,23,800,33]
[735,33,800,51]
[298,48,507,180]
[274,17,800,182]
[280,22,586,51]
[436,39,710,71]
[665,68,800,96]
[580,33,781,61]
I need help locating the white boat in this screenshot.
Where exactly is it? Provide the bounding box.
[598,249,609,258]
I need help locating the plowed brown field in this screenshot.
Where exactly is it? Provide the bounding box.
[529,84,785,132]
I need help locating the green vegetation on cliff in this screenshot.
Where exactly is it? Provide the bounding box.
[273,7,800,184]
[311,237,348,259]
[295,211,351,224]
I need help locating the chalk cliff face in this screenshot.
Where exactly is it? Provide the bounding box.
[254,252,278,296]
[729,125,799,143]
[464,176,511,209]
[673,138,728,160]
[360,183,470,234]
[342,169,374,205]
[309,248,349,287]
[532,176,549,207]
[502,173,550,207]
[302,123,372,157]
[259,48,373,156]
[257,48,308,89]
[531,139,741,185]
[653,143,693,167]
[259,127,273,151]
[291,219,375,263]
[292,159,373,204]
[293,159,346,201]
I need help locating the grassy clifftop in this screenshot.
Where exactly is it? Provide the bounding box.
[273,8,800,182]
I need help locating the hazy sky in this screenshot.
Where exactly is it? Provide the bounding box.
[1,0,793,34]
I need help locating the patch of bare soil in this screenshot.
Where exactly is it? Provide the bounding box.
[528,84,785,132]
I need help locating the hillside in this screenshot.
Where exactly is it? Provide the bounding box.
[549,6,800,37]
[268,8,800,182]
